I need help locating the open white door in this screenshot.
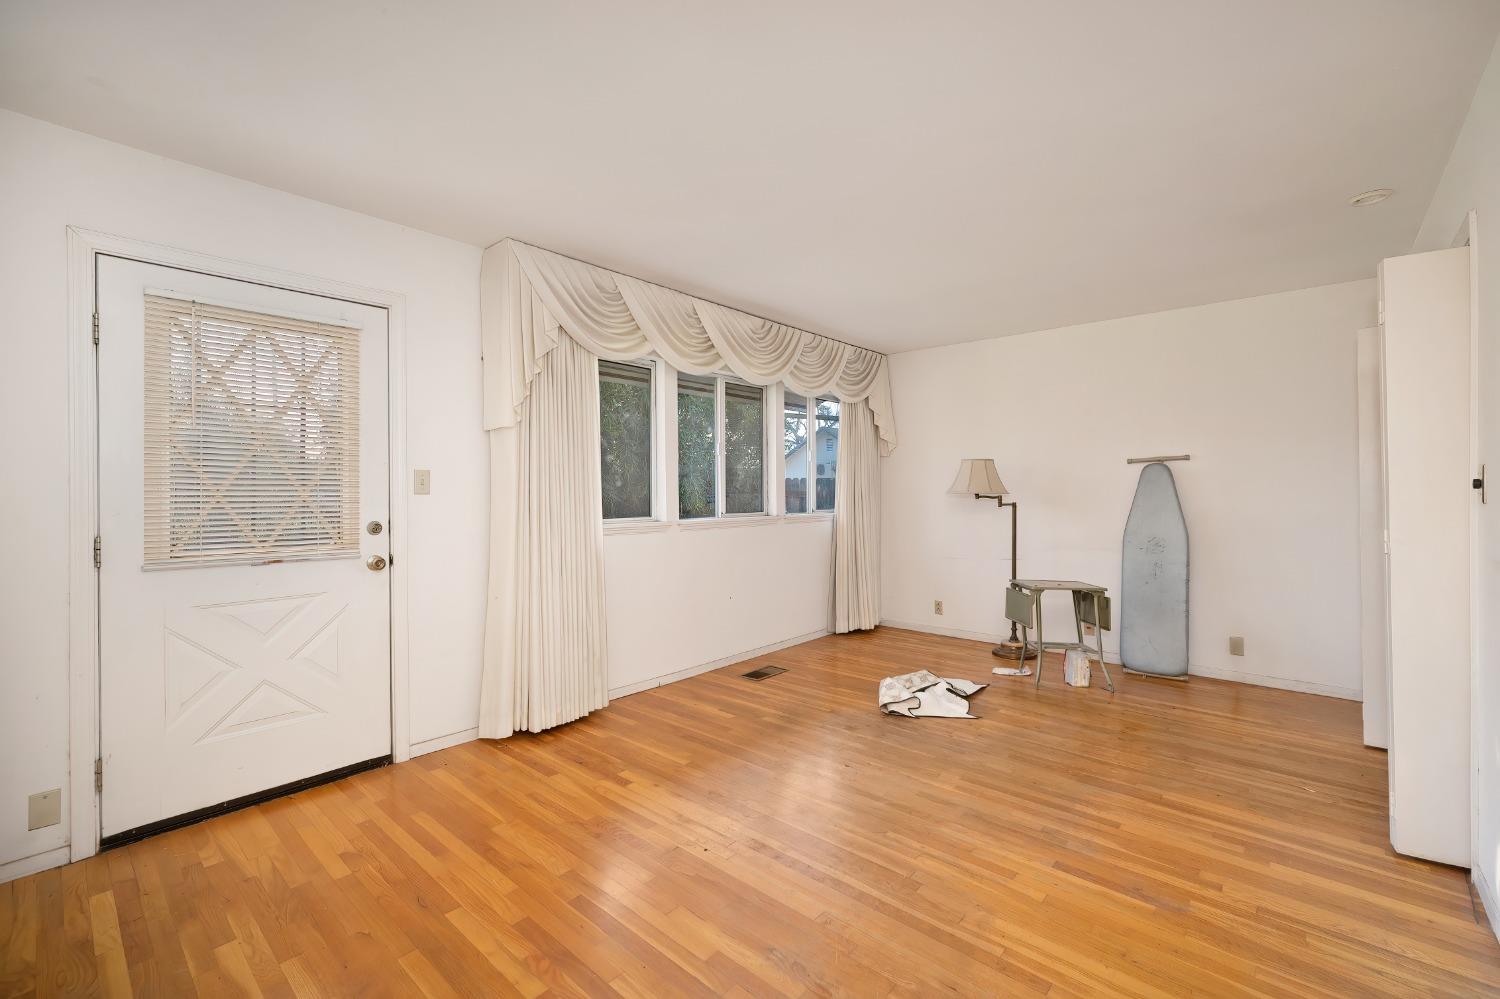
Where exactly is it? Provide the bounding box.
[96,258,392,842]
[1379,245,1471,867]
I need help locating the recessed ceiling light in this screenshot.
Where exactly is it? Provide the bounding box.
[1349,188,1394,207]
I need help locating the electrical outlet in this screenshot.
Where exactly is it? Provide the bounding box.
[28,789,60,830]
[1229,635,1245,656]
[933,599,944,615]
[413,469,431,495]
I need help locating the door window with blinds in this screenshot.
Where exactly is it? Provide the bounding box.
[142,293,361,567]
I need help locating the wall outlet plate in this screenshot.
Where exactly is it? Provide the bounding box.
[1229,635,1245,656]
[28,788,61,830]
[934,599,944,615]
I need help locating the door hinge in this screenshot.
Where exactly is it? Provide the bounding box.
[93,534,102,569]
[91,311,100,346]
[94,757,103,792]
[1475,464,1487,504]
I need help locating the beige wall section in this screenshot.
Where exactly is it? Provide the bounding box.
[604,519,833,696]
[881,279,1376,699]
[0,110,487,872]
[1415,31,1500,926]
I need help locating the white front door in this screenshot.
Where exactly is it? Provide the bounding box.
[97,258,392,840]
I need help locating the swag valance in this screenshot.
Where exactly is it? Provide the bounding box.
[480,239,897,454]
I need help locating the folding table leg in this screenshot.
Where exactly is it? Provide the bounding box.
[1093,592,1115,692]
[1034,597,1046,689]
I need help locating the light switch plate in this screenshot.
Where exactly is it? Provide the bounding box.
[413,469,431,495]
[28,789,61,830]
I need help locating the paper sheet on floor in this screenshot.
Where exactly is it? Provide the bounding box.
[878,670,988,718]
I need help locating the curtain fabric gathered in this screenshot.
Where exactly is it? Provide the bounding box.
[479,239,894,738]
[834,399,881,632]
[480,239,897,454]
[479,333,609,739]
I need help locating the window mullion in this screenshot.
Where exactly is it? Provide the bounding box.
[715,376,726,518]
[769,383,783,516]
[662,363,678,522]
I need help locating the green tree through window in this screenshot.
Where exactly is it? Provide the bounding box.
[677,373,716,518]
[725,381,764,513]
[599,361,652,519]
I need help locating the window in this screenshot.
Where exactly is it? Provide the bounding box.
[814,397,840,511]
[602,363,819,526]
[674,373,766,520]
[142,294,360,567]
[724,381,765,514]
[783,391,809,513]
[599,360,654,519]
[677,373,717,519]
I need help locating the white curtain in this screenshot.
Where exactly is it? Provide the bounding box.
[834,398,881,632]
[478,238,897,737]
[479,333,609,738]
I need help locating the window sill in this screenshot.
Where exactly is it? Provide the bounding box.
[603,519,672,536]
[604,512,834,535]
[677,514,784,531]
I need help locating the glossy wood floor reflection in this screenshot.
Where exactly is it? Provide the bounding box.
[5,628,1499,997]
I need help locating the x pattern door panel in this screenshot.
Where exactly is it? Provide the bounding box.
[164,591,347,745]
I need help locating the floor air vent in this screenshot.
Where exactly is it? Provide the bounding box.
[742,665,787,681]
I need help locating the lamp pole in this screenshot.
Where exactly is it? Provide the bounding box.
[978,493,1023,658]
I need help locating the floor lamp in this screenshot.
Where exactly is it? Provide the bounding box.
[948,458,1024,659]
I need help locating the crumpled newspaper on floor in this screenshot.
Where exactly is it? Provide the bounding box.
[878,670,988,718]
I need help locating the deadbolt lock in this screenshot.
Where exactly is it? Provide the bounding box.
[367,520,384,535]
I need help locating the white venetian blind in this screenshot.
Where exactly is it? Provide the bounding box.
[143,293,361,568]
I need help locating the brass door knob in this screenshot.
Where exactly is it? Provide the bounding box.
[366,555,388,572]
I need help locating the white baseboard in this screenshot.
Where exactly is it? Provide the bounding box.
[881,620,1357,699]
[609,629,830,699]
[410,726,479,758]
[0,845,70,885]
[881,618,1011,646]
[879,619,1125,664]
[1475,864,1500,944]
[1185,663,1360,701]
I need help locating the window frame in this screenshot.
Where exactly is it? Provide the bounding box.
[716,373,770,520]
[781,387,811,516]
[674,369,720,521]
[812,395,840,514]
[601,362,835,534]
[781,391,838,518]
[598,356,662,525]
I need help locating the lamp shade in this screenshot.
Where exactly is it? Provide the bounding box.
[949,458,1008,497]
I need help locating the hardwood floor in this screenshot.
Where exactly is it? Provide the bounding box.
[3,627,1498,997]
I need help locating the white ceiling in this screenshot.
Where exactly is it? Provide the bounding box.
[3,1,1498,354]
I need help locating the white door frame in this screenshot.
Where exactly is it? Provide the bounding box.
[65,226,412,863]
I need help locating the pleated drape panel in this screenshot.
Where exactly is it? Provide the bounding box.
[479,333,609,738]
[834,398,881,633]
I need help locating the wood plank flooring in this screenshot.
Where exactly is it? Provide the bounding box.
[3,627,1498,996]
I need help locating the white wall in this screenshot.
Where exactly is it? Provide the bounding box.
[1416,32,1500,927]
[0,110,487,871]
[881,279,1375,699]
[604,519,832,695]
